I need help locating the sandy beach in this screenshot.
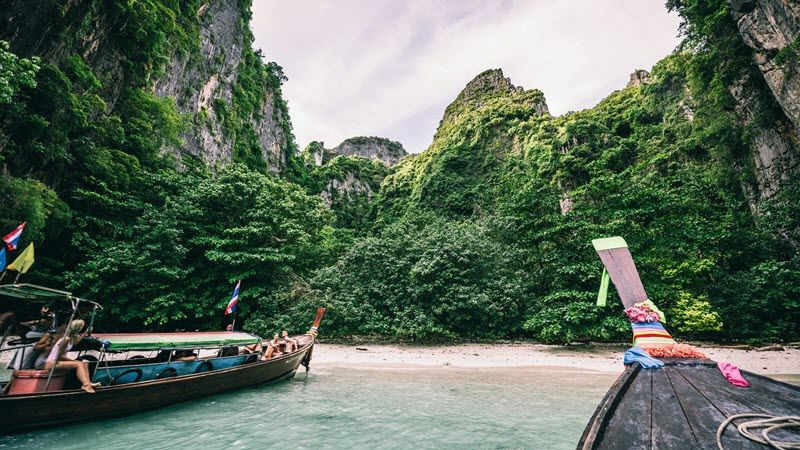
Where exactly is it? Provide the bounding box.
[312,342,800,378]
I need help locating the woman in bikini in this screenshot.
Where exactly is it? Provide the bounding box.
[40,319,100,393]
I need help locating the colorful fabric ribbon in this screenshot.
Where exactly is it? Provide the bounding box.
[638,300,666,322]
[630,317,706,359]
[596,267,609,306]
[624,300,666,323]
[631,321,674,345]
[625,306,661,323]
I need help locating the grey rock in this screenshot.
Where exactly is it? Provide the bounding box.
[729,75,800,206]
[627,69,651,88]
[330,137,407,167]
[305,137,407,167]
[320,171,375,208]
[732,0,800,131]
[0,0,292,172]
[152,0,290,172]
[153,0,244,168]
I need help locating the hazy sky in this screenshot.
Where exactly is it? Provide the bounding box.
[251,1,681,153]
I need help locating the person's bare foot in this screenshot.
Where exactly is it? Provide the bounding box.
[81,384,96,393]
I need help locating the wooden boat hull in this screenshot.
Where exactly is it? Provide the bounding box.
[577,359,800,449]
[0,343,313,434]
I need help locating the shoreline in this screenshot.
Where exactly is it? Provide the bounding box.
[311,342,800,376]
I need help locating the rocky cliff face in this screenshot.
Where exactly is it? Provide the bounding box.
[0,0,293,171]
[729,73,800,203]
[372,69,552,221]
[303,146,391,229]
[733,0,800,130]
[305,137,407,167]
[331,137,407,166]
[154,0,289,170]
[438,69,549,132]
[730,0,800,203]
[319,171,375,208]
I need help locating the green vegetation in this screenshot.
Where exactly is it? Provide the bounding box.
[0,41,39,104]
[0,1,327,332]
[1,2,798,343]
[68,164,332,329]
[304,153,390,230]
[311,216,526,340]
[308,49,799,342]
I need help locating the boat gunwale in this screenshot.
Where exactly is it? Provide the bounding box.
[576,362,640,450]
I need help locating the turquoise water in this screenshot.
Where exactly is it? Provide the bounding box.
[0,365,617,449]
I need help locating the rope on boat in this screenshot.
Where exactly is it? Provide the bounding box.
[716,414,800,450]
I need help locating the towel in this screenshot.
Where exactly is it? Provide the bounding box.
[624,346,664,369]
[718,361,749,387]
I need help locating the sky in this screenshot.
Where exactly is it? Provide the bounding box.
[251,1,682,154]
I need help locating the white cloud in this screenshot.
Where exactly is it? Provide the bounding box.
[251,0,681,153]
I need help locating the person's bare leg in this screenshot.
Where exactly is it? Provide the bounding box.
[79,361,98,387]
[54,360,95,392]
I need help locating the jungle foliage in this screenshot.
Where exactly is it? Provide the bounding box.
[0,0,331,332]
[1,2,798,342]
[306,17,800,342]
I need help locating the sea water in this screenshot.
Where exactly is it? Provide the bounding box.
[0,366,618,449]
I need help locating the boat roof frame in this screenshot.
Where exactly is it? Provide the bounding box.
[0,283,103,309]
[94,331,261,351]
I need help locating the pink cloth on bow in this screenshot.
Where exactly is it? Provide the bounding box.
[718,362,749,387]
[624,305,661,323]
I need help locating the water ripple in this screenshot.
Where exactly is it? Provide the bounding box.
[0,366,616,449]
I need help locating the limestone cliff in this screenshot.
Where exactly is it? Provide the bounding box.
[729,0,800,203]
[153,0,292,171]
[303,144,391,229]
[305,137,407,167]
[733,0,800,130]
[438,69,549,134]
[372,69,551,221]
[0,0,293,172]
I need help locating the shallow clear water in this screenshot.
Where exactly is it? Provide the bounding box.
[0,365,618,449]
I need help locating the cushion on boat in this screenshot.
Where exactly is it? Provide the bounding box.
[8,369,68,394]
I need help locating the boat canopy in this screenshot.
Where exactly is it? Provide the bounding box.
[94,331,260,351]
[0,283,102,308]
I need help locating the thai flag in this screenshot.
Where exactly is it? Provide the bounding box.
[225,280,241,315]
[3,222,26,251]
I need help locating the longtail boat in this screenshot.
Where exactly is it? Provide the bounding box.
[578,237,800,449]
[0,284,325,434]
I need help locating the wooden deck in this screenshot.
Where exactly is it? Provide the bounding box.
[579,360,800,449]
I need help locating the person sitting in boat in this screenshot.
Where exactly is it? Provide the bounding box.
[154,349,172,362]
[281,330,298,353]
[262,334,283,360]
[41,319,100,394]
[173,349,198,362]
[20,304,55,338]
[240,341,260,354]
[32,327,60,369]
